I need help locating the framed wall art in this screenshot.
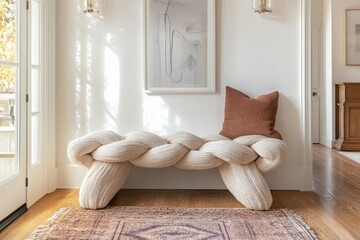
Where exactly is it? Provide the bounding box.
[346,9,360,66]
[144,0,216,93]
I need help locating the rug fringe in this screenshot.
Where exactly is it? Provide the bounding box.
[26,225,50,240]
[286,209,319,240]
[26,207,69,240]
[47,207,69,222]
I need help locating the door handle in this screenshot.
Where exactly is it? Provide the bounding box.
[312,91,318,97]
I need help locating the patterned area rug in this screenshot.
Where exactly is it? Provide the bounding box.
[28,207,318,240]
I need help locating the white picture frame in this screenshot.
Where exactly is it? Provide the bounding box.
[346,9,360,66]
[144,0,216,93]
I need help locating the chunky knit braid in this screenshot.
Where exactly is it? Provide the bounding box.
[68,130,287,210]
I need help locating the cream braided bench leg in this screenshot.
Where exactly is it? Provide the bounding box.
[68,130,287,210]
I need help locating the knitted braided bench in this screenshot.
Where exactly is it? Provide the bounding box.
[67,130,288,210]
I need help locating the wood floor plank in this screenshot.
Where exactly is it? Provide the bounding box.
[0,189,79,240]
[1,144,360,239]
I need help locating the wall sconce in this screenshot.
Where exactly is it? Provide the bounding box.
[82,0,99,14]
[253,0,272,14]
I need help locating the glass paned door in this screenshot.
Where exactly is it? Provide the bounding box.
[0,0,18,181]
[0,0,27,222]
[27,0,45,206]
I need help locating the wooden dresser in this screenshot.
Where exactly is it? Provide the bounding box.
[334,83,360,151]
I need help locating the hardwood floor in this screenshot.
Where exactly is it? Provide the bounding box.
[1,144,360,239]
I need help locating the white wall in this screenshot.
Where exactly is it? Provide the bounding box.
[56,0,311,190]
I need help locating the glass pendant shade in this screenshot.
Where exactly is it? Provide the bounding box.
[253,0,272,14]
[82,0,99,14]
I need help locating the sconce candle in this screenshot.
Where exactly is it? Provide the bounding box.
[253,0,272,14]
[83,0,99,14]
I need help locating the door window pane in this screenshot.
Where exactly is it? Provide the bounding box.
[0,65,18,183]
[31,68,40,112]
[31,0,40,65]
[0,0,17,63]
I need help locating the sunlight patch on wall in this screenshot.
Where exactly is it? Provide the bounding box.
[75,30,82,136]
[103,42,120,129]
[142,94,169,135]
[174,115,182,127]
[75,19,97,135]
[84,36,93,132]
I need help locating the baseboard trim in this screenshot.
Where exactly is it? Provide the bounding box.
[57,164,313,191]
[0,204,27,232]
[320,136,332,148]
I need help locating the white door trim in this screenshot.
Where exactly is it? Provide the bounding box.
[300,0,313,191]
[26,0,56,208]
[42,0,57,194]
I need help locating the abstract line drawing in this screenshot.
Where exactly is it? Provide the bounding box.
[162,0,206,83]
[356,24,360,53]
[145,0,215,93]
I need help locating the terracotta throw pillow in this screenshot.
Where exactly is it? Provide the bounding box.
[220,86,282,139]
